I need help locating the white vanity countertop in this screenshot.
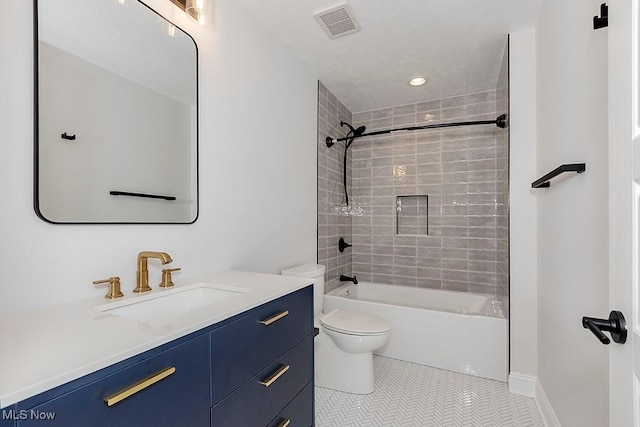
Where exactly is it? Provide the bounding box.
[0,270,313,408]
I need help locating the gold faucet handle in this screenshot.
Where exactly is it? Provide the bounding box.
[159,268,181,288]
[93,277,125,299]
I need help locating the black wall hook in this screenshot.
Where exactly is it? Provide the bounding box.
[61,132,76,140]
[593,3,608,30]
[338,237,352,253]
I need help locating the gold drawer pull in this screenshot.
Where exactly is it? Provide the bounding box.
[103,366,176,407]
[260,310,289,326]
[276,418,291,427]
[259,364,290,387]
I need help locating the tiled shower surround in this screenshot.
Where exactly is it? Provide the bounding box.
[317,82,353,292]
[318,84,509,298]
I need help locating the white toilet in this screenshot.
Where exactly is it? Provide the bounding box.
[281,263,391,394]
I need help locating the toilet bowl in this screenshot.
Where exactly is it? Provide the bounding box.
[316,309,390,394]
[281,264,391,394]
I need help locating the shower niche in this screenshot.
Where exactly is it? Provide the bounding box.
[395,195,429,236]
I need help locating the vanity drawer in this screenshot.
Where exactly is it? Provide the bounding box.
[210,285,312,403]
[267,382,314,427]
[16,334,210,427]
[210,336,313,427]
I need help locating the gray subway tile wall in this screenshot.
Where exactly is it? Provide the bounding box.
[317,82,353,293]
[317,80,509,300]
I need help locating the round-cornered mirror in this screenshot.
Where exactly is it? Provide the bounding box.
[34,0,198,224]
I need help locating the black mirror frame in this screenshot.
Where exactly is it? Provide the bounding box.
[33,0,199,225]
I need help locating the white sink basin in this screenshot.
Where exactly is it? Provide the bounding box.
[96,283,248,322]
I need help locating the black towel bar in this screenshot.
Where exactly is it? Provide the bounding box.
[531,163,586,188]
[109,191,176,201]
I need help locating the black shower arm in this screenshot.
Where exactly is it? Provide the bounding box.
[341,121,356,133]
[326,114,507,145]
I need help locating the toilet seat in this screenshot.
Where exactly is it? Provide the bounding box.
[320,309,391,336]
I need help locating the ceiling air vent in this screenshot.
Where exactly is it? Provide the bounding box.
[314,4,361,40]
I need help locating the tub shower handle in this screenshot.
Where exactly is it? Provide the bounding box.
[581,310,627,345]
[338,237,352,253]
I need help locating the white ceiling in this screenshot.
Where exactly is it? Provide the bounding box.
[235,0,543,112]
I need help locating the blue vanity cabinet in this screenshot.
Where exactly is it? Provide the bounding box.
[211,336,313,426]
[268,382,314,427]
[210,286,313,404]
[210,285,314,426]
[13,334,211,427]
[1,285,314,427]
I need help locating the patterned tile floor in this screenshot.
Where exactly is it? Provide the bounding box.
[315,356,544,427]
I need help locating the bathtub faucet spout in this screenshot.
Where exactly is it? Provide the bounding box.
[340,274,358,284]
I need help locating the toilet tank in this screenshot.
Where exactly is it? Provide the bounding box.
[281,264,326,317]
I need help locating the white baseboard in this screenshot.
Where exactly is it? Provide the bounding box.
[508,372,536,397]
[509,373,561,427]
[535,380,562,427]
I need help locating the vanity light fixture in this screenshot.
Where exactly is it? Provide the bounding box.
[409,76,427,87]
[170,0,211,25]
[186,0,211,25]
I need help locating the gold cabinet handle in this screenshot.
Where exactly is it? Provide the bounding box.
[276,418,291,427]
[258,364,290,387]
[103,367,176,407]
[260,310,289,326]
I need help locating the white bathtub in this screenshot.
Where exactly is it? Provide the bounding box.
[324,282,508,382]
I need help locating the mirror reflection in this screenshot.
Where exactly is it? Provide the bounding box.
[35,0,198,223]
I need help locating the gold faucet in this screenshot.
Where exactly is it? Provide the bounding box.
[93,277,124,299]
[135,251,173,293]
[160,268,181,288]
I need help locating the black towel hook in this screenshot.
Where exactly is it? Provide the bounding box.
[61,132,76,141]
[593,3,608,30]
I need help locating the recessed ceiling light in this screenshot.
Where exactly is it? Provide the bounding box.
[409,77,427,87]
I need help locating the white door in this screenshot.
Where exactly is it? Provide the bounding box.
[609,0,640,425]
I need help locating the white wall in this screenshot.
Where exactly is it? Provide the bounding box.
[508,29,539,395]
[535,0,609,425]
[0,0,318,313]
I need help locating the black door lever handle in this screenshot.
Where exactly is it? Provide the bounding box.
[582,318,610,344]
[582,310,627,345]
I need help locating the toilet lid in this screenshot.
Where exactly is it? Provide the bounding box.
[320,309,391,335]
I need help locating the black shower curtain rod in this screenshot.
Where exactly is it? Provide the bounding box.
[326,114,507,147]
